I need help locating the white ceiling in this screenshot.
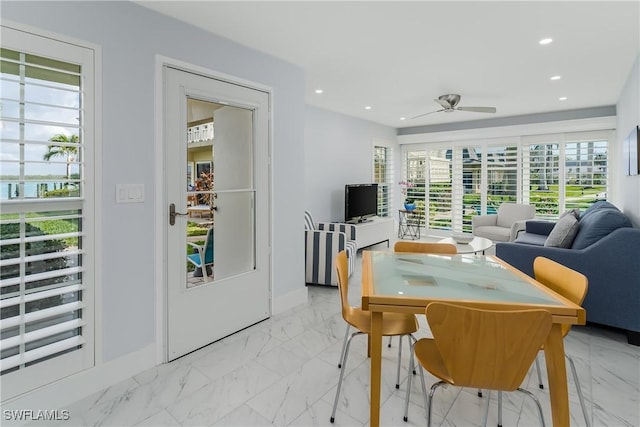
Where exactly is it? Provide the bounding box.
[137,1,639,129]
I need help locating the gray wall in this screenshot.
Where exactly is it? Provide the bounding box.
[2,1,305,362]
[304,106,397,222]
[617,54,640,227]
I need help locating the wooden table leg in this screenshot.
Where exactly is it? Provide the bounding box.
[544,324,570,426]
[370,311,382,427]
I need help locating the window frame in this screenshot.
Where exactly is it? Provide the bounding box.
[0,23,98,400]
[400,128,613,234]
[372,139,395,218]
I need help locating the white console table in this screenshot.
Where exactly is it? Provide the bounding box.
[352,216,394,250]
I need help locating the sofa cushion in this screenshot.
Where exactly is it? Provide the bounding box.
[473,225,511,242]
[580,201,619,220]
[545,214,580,248]
[514,232,548,246]
[572,208,632,249]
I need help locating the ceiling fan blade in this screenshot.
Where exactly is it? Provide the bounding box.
[434,98,452,109]
[456,106,496,113]
[411,109,445,119]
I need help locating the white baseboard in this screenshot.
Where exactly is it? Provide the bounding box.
[272,287,308,315]
[2,344,156,426]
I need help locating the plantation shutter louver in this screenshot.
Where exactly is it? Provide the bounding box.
[1,27,95,400]
[373,145,393,217]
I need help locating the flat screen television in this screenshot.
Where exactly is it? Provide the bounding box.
[345,183,378,223]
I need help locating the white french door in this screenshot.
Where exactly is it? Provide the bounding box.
[164,67,270,360]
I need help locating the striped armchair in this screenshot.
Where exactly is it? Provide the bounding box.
[304,211,357,286]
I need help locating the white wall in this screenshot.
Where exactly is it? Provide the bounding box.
[616,54,640,227]
[2,0,305,367]
[304,106,398,222]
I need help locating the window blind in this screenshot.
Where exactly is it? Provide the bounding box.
[373,145,393,217]
[1,47,86,376]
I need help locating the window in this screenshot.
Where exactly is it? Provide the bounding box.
[486,144,519,209]
[523,140,560,220]
[373,143,393,217]
[0,26,95,399]
[401,130,611,234]
[404,150,426,226]
[427,148,452,230]
[564,138,608,212]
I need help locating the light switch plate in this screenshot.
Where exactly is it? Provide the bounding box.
[116,184,145,203]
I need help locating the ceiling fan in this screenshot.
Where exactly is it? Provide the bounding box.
[411,94,496,119]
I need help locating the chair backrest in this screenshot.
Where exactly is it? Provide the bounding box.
[533,256,588,337]
[394,241,457,254]
[426,302,552,391]
[496,203,536,228]
[304,211,315,230]
[203,227,214,263]
[335,250,355,322]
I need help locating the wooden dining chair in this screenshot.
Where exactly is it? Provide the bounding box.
[530,256,590,427]
[330,250,419,423]
[404,302,552,427]
[393,241,457,254]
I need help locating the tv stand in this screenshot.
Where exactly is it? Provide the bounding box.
[352,216,394,250]
[347,218,373,224]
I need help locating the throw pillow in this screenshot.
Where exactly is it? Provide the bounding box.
[544,214,580,248]
[559,208,580,220]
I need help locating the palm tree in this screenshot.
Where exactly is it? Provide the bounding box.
[43,134,79,180]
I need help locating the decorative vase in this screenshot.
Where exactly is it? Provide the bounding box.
[404,202,416,211]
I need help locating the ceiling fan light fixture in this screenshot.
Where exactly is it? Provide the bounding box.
[411,93,496,119]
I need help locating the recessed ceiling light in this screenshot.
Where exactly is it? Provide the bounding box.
[539,38,553,45]
[400,117,406,121]
[550,75,562,80]
[314,89,323,94]
[365,106,372,110]
[559,97,567,101]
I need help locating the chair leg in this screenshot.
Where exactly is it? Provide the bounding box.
[330,331,362,423]
[481,390,492,427]
[396,334,403,389]
[409,335,417,375]
[567,354,591,427]
[517,388,546,427]
[535,354,544,389]
[427,381,445,427]
[497,391,503,427]
[403,335,425,423]
[337,324,350,368]
[403,343,414,422]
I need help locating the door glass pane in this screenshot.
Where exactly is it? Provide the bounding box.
[185,99,255,288]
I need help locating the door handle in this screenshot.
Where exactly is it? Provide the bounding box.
[169,203,188,226]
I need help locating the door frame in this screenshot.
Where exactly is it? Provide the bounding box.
[154,55,273,364]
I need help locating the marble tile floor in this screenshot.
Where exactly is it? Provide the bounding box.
[45,249,639,427]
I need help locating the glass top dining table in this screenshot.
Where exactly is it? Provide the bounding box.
[361,251,586,427]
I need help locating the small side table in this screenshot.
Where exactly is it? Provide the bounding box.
[438,236,493,254]
[398,209,421,240]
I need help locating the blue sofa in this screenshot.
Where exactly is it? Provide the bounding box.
[496,202,640,345]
